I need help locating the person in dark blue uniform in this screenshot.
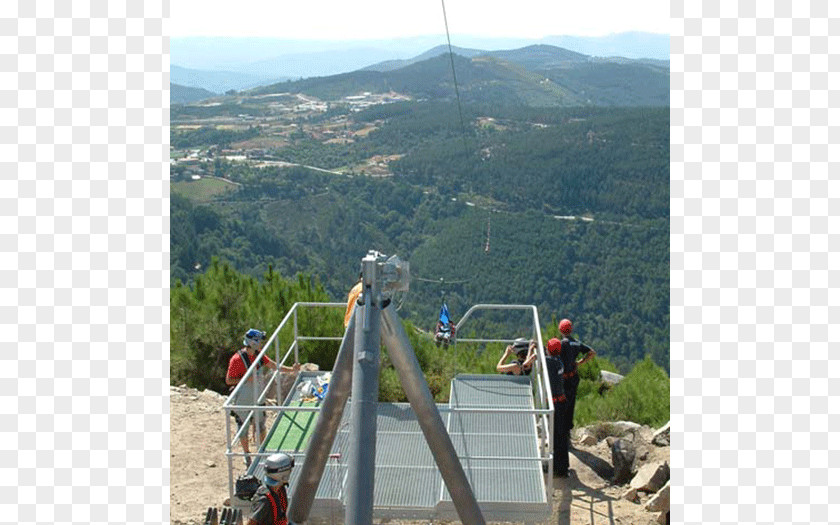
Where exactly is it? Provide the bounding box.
[556,319,596,438]
[545,337,570,476]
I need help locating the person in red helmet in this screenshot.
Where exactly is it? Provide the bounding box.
[545,337,570,477]
[556,318,596,440]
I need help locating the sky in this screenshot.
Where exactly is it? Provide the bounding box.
[170,0,670,40]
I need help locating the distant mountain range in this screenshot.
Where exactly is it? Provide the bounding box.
[170,83,216,104]
[172,40,669,107]
[362,44,594,72]
[171,65,294,95]
[171,32,669,88]
[243,44,668,107]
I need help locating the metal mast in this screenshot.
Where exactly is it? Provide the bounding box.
[287,251,485,525]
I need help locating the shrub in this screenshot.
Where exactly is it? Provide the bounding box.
[574,356,669,428]
[170,259,338,393]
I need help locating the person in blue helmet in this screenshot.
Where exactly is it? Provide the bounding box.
[226,329,299,466]
[247,453,295,525]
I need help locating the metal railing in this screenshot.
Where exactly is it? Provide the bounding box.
[221,301,556,510]
[221,302,345,499]
[454,304,555,503]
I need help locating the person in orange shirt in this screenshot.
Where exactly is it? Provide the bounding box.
[344,273,363,328]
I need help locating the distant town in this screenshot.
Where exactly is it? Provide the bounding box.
[171,90,412,180]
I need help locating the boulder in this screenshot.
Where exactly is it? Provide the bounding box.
[621,487,640,503]
[597,420,641,442]
[652,421,670,446]
[580,433,598,446]
[600,370,624,385]
[630,461,670,493]
[200,389,225,403]
[636,425,655,444]
[611,438,636,484]
[576,426,599,446]
[656,510,669,524]
[613,421,642,434]
[645,481,670,512]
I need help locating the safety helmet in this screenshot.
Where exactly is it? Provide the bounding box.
[264,453,294,487]
[558,319,573,336]
[546,338,562,356]
[244,328,266,347]
[512,337,529,357]
[512,337,529,349]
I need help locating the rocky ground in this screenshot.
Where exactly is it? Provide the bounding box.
[171,384,669,525]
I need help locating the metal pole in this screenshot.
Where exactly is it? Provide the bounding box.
[275,336,281,403]
[253,346,262,453]
[293,308,300,364]
[225,407,234,500]
[380,304,486,525]
[345,255,382,525]
[289,314,356,524]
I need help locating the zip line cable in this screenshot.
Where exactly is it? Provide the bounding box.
[440,0,470,156]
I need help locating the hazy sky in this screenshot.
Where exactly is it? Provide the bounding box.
[170,0,670,40]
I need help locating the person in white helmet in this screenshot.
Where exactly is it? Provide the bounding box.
[247,453,295,525]
[496,337,538,376]
[226,329,299,466]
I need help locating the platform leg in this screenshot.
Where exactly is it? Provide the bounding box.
[380,304,485,525]
[288,315,356,524]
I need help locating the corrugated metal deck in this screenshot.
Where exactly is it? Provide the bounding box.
[439,374,548,522]
[252,373,550,523]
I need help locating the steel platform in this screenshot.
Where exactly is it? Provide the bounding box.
[246,372,550,523]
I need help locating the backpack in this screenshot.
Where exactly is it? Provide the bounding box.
[234,474,261,500]
[238,349,264,371]
[228,350,265,394]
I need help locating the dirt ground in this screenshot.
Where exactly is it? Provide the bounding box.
[170,385,669,525]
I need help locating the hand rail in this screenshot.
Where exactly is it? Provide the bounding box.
[222,301,345,499]
[454,303,555,496]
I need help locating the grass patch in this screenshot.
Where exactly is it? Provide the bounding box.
[171,178,237,202]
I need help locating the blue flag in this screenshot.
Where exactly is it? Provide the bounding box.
[439,302,451,325]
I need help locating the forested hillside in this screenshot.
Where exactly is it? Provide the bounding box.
[253,49,668,107]
[171,82,216,104]
[171,100,668,374]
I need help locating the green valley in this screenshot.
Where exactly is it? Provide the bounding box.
[170,45,669,385]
